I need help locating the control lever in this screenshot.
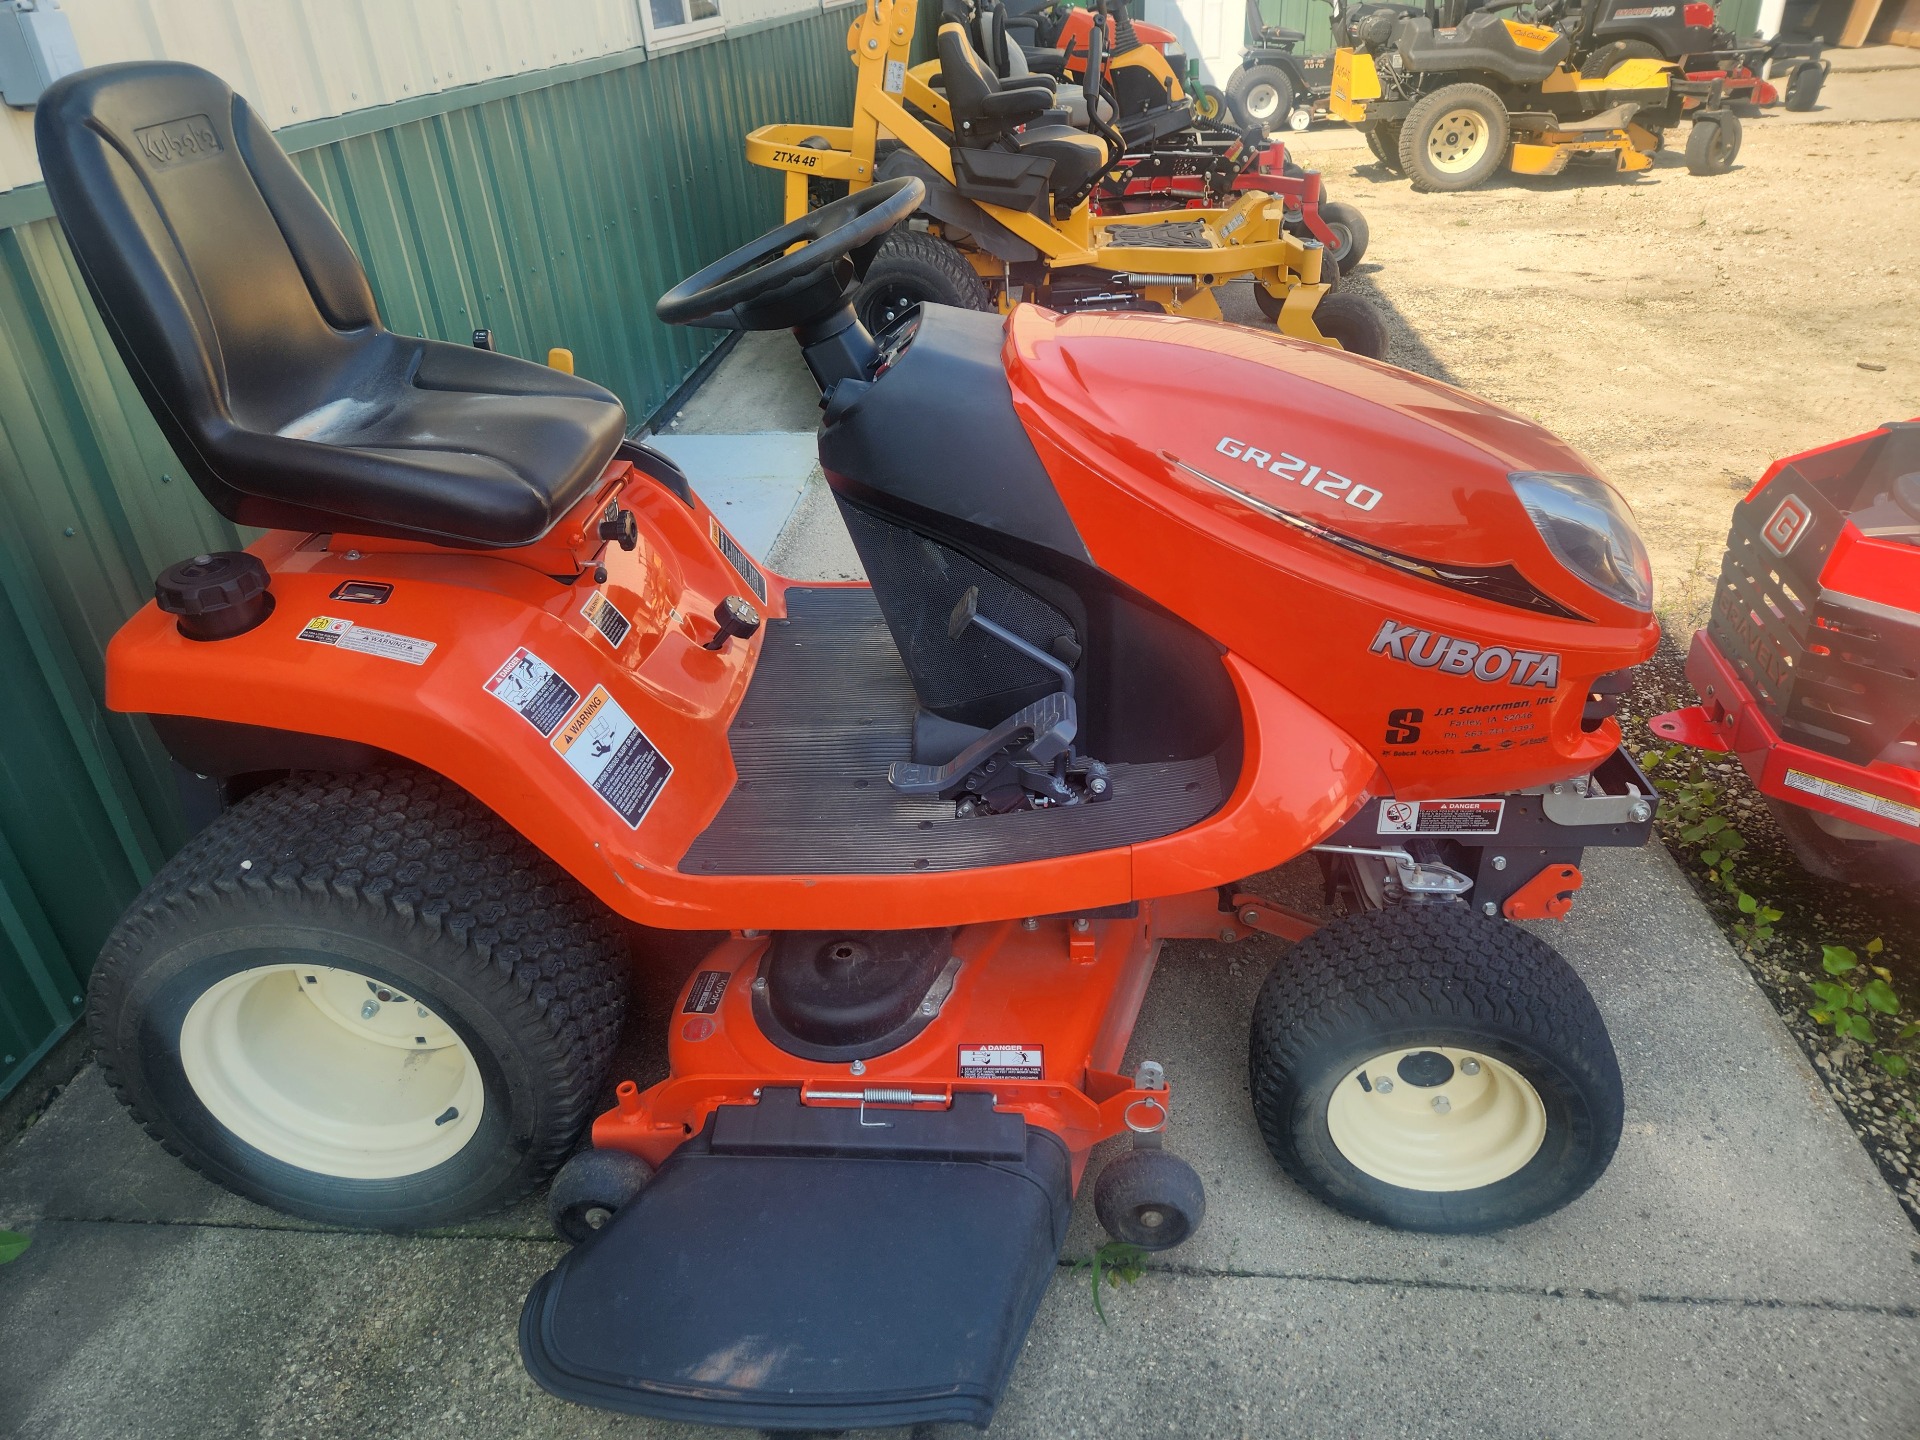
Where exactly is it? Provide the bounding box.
[947,586,1075,692]
[703,595,762,651]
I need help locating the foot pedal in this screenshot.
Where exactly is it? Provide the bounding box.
[888,690,1076,797]
[519,1090,1071,1430]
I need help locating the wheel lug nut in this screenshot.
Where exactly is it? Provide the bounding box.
[1432,1095,1451,1113]
[1460,1058,1481,1076]
[1373,1076,1394,1094]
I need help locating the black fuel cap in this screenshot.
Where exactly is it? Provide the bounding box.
[155,551,274,641]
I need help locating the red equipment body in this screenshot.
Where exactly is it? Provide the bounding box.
[1653,423,1920,870]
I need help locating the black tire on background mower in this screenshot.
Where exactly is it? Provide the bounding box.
[1399,84,1510,193]
[87,770,628,1230]
[1310,291,1388,360]
[1094,1147,1206,1251]
[1247,905,1623,1233]
[1783,61,1825,112]
[1318,199,1370,273]
[549,1146,655,1244]
[1684,111,1742,175]
[1363,120,1405,172]
[854,228,991,333]
[1227,63,1296,133]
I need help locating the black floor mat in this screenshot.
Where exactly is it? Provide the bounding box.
[678,587,1223,876]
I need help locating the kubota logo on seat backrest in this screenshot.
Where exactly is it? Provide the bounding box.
[1369,618,1561,688]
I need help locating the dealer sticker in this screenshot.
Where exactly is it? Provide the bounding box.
[296,616,435,666]
[1784,769,1920,829]
[959,1044,1043,1080]
[683,970,729,1015]
[580,590,632,649]
[1378,798,1505,835]
[485,648,580,737]
[551,685,672,828]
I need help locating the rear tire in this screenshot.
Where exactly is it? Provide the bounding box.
[1400,84,1509,192]
[87,770,628,1230]
[854,228,991,333]
[1364,120,1405,172]
[1684,111,1741,175]
[1310,291,1388,360]
[1579,38,1660,79]
[1783,61,1824,112]
[1318,199,1370,272]
[1227,63,1296,133]
[1247,905,1623,1233]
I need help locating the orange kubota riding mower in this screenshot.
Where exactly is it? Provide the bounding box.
[974,0,1373,274]
[45,59,1660,1432]
[747,0,1387,355]
[1651,424,1920,890]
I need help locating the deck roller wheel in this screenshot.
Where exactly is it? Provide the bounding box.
[549,1147,655,1243]
[1247,905,1623,1233]
[1094,1147,1206,1251]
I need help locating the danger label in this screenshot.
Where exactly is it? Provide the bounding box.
[1784,770,1920,829]
[485,648,579,737]
[710,517,768,602]
[580,590,632,649]
[296,616,435,666]
[552,685,672,828]
[1378,798,1505,835]
[683,970,729,1015]
[959,1045,1043,1080]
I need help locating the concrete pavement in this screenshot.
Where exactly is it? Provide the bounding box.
[5,220,1920,1440]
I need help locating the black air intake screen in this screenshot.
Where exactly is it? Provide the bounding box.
[836,497,1078,724]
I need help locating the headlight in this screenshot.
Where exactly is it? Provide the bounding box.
[1509,471,1653,612]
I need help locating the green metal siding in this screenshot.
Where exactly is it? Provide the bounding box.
[0,8,858,1097]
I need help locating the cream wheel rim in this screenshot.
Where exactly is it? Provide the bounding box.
[1245,82,1283,120]
[1425,108,1492,173]
[180,964,484,1179]
[1326,1047,1545,1191]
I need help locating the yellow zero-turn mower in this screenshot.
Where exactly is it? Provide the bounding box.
[1329,0,1743,192]
[746,0,1387,358]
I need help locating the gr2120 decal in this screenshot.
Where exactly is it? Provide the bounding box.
[1214,436,1384,512]
[1370,618,1561,688]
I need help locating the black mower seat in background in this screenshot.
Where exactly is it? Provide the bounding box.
[938,24,1110,201]
[35,62,626,549]
[1395,12,1572,84]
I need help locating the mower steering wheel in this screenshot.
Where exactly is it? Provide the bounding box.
[656,177,925,329]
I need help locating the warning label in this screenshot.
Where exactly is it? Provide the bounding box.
[1784,769,1920,829]
[485,648,580,737]
[710,517,768,602]
[551,685,672,828]
[580,590,632,649]
[296,616,435,666]
[683,970,729,1015]
[1378,798,1505,835]
[959,1045,1043,1080]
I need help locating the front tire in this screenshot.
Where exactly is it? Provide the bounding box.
[1782,61,1824,112]
[1310,290,1388,360]
[1364,120,1405,172]
[1685,111,1742,175]
[1227,63,1296,133]
[1247,905,1623,1233]
[854,228,991,333]
[88,771,628,1230]
[1400,84,1510,192]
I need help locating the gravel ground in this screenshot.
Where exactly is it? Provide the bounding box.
[1271,111,1920,1233]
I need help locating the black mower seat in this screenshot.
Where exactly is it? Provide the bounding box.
[1258,25,1307,43]
[35,62,626,549]
[938,23,1110,201]
[1396,12,1571,84]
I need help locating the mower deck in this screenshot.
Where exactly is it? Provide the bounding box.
[521,1090,1071,1429]
[680,587,1225,875]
